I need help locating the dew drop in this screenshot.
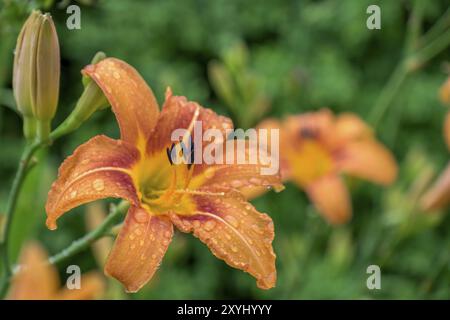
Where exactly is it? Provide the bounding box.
[129,234,135,240]
[139,240,145,246]
[92,179,105,191]
[249,177,261,185]
[193,220,201,228]
[231,180,243,188]
[113,71,121,79]
[225,215,239,228]
[204,220,216,231]
[164,231,171,238]
[231,246,238,253]
[70,190,77,199]
[134,210,149,223]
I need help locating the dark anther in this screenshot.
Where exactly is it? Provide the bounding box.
[166,143,175,165]
[299,127,317,139]
[187,142,195,170]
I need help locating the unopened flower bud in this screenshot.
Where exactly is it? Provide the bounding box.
[13,10,60,141]
[51,52,108,139]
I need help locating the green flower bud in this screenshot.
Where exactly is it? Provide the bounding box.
[13,10,60,141]
[51,52,109,139]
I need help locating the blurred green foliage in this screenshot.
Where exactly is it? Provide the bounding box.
[0,0,449,299]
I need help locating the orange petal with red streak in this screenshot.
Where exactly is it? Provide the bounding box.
[147,88,233,154]
[306,175,352,224]
[8,242,59,300]
[82,58,160,146]
[336,140,398,185]
[45,135,140,230]
[105,206,173,292]
[192,139,283,193]
[170,188,276,289]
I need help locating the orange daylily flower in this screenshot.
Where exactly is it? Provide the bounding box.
[8,242,104,300]
[421,76,450,211]
[245,110,397,224]
[45,58,282,292]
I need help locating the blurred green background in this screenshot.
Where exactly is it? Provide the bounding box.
[0,0,449,299]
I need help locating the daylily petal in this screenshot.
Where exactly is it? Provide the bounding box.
[58,272,105,300]
[284,109,335,148]
[147,88,232,154]
[191,140,283,192]
[421,162,450,211]
[444,112,450,150]
[440,77,450,106]
[305,174,351,224]
[8,243,59,300]
[334,113,372,142]
[45,135,140,230]
[335,140,397,185]
[105,206,173,292]
[83,58,160,147]
[170,188,276,289]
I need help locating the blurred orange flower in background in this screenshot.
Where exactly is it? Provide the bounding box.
[45,58,282,292]
[246,110,398,224]
[421,76,450,211]
[8,242,104,300]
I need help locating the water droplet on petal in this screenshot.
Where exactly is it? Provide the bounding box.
[249,177,261,185]
[231,180,243,188]
[70,190,77,198]
[204,220,216,231]
[225,215,239,228]
[113,71,121,79]
[231,246,238,253]
[134,210,149,223]
[92,179,105,191]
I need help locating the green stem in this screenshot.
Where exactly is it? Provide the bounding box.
[369,63,408,128]
[411,28,450,68]
[420,7,450,46]
[369,28,450,129]
[0,140,43,296]
[48,201,128,266]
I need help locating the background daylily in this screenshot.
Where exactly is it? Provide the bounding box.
[246,110,398,224]
[8,242,104,300]
[421,76,450,211]
[45,58,282,292]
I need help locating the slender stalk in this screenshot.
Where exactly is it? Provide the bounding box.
[369,18,450,129]
[420,7,450,46]
[0,140,43,297]
[411,28,450,68]
[369,63,408,128]
[48,201,128,266]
